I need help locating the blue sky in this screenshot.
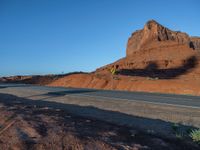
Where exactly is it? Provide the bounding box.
[0,0,199,76]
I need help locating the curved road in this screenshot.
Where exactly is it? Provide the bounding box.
[0,83,200,109]
[0,83,200,132]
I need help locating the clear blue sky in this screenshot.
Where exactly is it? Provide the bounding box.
[0,0,199,76]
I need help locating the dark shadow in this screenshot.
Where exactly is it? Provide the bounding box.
[25,89,97,100]
[189,41,195,50]
[0,84,31,88]
[46,89,97,96]
[0,86,7,89]
[117,56,198,79]
[0,93,199,149]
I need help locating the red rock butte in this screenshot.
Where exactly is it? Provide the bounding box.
[97,19,200,73]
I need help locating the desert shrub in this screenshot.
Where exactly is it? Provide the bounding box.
[171,123,184,138]
[113,76,120,80]
[190,129,200,144]
[172,123,179,133]
[146,77,159,80]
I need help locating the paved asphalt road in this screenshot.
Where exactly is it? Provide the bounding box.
[0,83,200,109]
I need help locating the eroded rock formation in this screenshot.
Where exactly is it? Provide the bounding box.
[126,20,200,56]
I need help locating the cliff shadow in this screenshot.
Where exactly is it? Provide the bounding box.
[117,56,198,79]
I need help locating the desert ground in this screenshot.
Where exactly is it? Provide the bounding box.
[0,93,200,150]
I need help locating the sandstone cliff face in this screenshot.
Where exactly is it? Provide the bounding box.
[126,20,199,56]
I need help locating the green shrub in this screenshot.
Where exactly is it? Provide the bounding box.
[171,123,184,138]
[172,123,179,133]
[175,133,183,139]
[146,77,159,80]
[190,129,200,144]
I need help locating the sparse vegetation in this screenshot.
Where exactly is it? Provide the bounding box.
[113,76,120,80]
[171,123,200,144]
[190,129,200,144]
[146,77,159,80]
[171,123,185,138]
[110,67,116,75]
[172,123,180,133]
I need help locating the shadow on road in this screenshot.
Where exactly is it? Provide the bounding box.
[46,89,97,96]
[24,89,97,100]
[0,86,7,89]
[0,84,31,88]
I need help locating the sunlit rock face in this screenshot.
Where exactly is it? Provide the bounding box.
[126,20,199,56]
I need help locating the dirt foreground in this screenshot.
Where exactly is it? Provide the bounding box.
[0,93,199,150]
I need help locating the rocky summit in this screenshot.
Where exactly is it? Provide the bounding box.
[126,20,200,56]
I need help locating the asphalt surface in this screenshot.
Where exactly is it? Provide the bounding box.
[0,83,200,109]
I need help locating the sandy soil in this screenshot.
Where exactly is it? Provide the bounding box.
[0,94,199,150]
